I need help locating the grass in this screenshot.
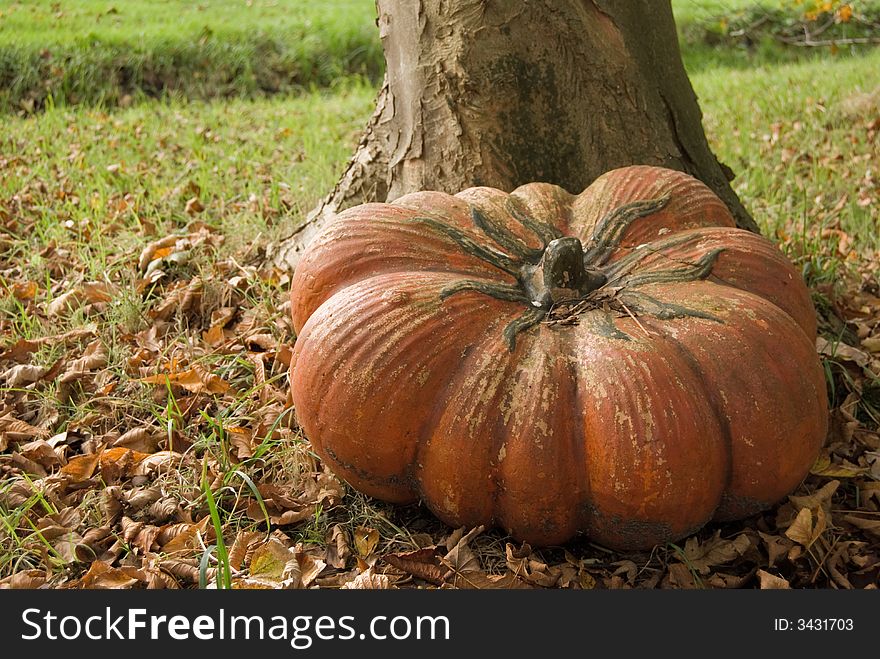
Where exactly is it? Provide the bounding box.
[0,0,382,112]
[1,2,879,589]
[2,1,876,112]
[691,46,880,286]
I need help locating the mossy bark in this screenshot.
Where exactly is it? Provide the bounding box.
[272,0,756,271]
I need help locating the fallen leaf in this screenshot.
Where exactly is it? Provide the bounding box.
[341,568,393,590]
[229,531,266,570]
[785,507,827,548]
[442,526,483,574]
[77,561,139,589]
[681,531,751,574]
[249,538,294,581]
[139,365,231,395]
[185,197,204,215]
[758,532,795,568]
[0,414,49,441]
[60,452,101,482]
[58,339,108,383]
[0,570,48,589]
[666,563,700,589]
[112,427,161,453]
[324,524,350,569]
[11,281,38,301]
[789,480,840,512]
[810,453,868,478]
[450,571,532,589]
[817,337,870,367]
[354,527,380,559]
[2,364,47,387]
[383,548,448,586]
[757,569,790,589]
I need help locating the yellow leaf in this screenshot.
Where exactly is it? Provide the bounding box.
[139,366,231,395]
[810,454,867,478]
[785,507,827,548]
[354,527,380,558]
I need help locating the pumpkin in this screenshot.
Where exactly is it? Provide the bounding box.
[289,165,827,550]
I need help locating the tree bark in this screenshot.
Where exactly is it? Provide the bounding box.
[271,0,756,271]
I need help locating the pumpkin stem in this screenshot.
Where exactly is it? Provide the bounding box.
[417,192,723,351]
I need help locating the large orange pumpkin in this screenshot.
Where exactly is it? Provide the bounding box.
[289,165,827,550]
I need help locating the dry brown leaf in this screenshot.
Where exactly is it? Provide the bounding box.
[139,365,231,395]
[354,527,380,559]
[442,526,483,575]
[112,427,161,453]
[229,531,266,571]
[785,507,827,548]
[99,446,151,474]
[758,532,795,568]
[46,282,115,316]
[60,452,101,482]
[790,480,840,512]
[666,562,700,589]
[810,453,869,478]
[450,571,532,589]
[325,524,350,569]
[59,339,108,383]
[227,426,254,459]
[124,486,162,510]
[132,451,190,477]
[142,496,176,522]
[0,570,48,589]
[287,550,326,589]
[160,517,211,553]
[185,197,204,215]
[757,569,790,589]
[10,280,38,301]
[53,531,85,563]
[148,278,203,321]
[160,558,211,584]
[341,568,393,590]
[681,531,751,574]
[2,364,47,387]
[841,514,880,537]
[138,235,179,271]
[817,337,870,367]
[17,439,62,469]
[861,336,880,353]
[203,324,226,347]
[383,548,449,586]
[0,339,40,362]
[0,414,49,441]
[78,560,139,589]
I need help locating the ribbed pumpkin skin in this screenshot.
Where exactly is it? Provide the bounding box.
[289,166,827,550]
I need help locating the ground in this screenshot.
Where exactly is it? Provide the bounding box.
[0,1,879,589]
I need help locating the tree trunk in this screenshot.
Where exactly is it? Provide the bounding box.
[271,0,756,271]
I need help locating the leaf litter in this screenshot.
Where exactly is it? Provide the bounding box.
[2,78,880,591]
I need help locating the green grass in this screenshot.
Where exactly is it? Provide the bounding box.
[0,0,382,112]
[691,46,880,284]
[0,81,375,284]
